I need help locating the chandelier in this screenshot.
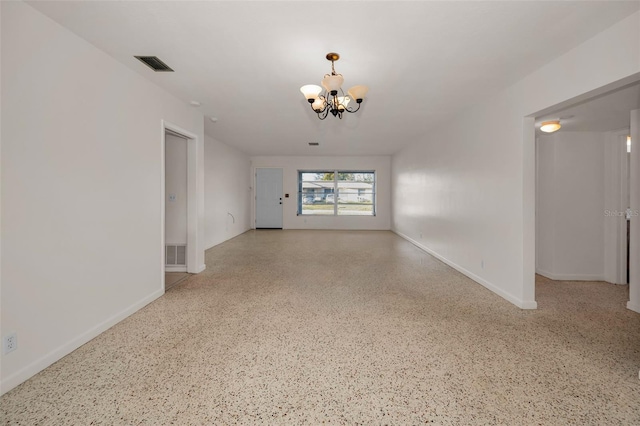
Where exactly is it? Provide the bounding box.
[300,53,369,120]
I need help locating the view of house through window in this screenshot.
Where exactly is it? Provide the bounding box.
[298,171,376,216]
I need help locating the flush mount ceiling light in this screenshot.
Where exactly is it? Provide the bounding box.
[540,120,561,133]
[300,53,369,120]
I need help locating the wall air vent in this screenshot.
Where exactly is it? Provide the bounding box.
[308,142,319,146]
[166,245,186,266]
[134,56,174,72]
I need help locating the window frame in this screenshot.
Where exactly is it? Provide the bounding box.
[297,170,376,216]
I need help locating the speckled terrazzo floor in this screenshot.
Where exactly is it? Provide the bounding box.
[1,230,639,424]
[165,272,190,291]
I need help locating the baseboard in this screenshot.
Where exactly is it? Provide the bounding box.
[0,289,164,396]
[536,268,605,281]
[205,228,251,251]
[195,264,206,273]
[627,301,640,314]
[393,230,537,310]
[519,300,538,309]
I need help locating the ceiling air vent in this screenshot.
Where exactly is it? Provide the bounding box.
[134,56,174,72]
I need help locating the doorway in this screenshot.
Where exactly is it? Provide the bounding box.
[529,81,640,312]
[162,121,200,291]
[165,131,188,277]
[255,168,283,229]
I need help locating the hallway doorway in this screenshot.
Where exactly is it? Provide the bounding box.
[161,120,201,292]
[530,81,640,311]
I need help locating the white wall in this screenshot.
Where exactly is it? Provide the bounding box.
[536,132,605,281]
[165,133,188,245]
[204,135,251,249]
[250,156,391,230]
[392,11,640,309]
[0,2,205,394]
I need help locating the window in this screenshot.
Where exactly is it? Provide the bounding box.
[298,171,376,216]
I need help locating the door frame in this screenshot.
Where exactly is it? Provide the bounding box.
[613,130,631,284]
[161,120,199,291]
[254,167,284,229]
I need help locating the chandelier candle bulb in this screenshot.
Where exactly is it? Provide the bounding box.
[337,96,350,111]
[300,52,368,120]
[312,98,325,111]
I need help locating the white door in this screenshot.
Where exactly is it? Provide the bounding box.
[256,168,283,229]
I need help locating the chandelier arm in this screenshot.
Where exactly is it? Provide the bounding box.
[309,102,323,113]
[309,95,330,115]
[317,106,330,120]
[343,102,362,114]
[320,94,329,112]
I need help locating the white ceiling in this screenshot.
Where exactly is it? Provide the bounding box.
[27,1,640,156]
[537,83,640,133]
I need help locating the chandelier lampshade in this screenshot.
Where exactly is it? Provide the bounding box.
[321,75,344,93]
[347,85,369,102]
[300,85,322,101]
[300,52,368,119]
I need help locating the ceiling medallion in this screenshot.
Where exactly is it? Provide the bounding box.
[300,52,369,120]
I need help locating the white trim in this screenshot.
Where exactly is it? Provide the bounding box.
[165,265,187,273]
[393,230,537,310]
[0,289,163,395]
[629,109,640,313]
[616,130,630,284]
[196,264,206,273]
[523,117,536,304]
[536,268,605,282]
[626,301,640,314]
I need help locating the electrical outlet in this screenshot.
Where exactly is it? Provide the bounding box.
[3,332,17,354]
